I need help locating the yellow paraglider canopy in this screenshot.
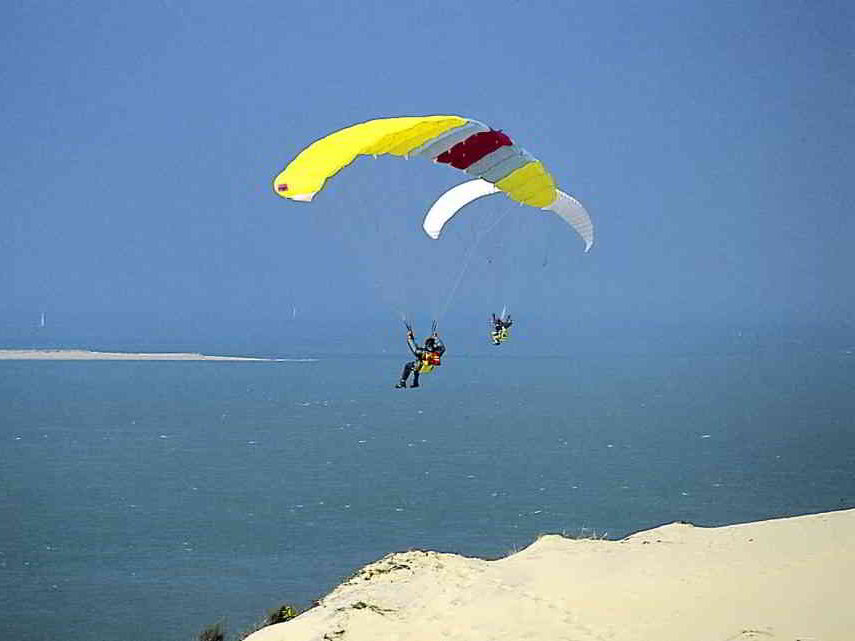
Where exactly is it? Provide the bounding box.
[273,115,592,251]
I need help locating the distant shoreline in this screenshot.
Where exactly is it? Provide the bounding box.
[0,349,280,361]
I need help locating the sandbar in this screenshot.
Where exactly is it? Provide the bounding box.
[0,349,275,361]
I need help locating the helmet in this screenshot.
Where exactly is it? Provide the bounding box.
[424,337,436,350]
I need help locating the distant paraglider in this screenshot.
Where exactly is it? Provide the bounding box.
[491,309,513,345]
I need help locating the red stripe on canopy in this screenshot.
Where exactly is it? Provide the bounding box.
[436,130,513,170]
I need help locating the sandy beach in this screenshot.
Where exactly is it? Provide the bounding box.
[245,508,855,641]
[0,349,276,361]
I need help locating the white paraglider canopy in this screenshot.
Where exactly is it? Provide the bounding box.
[422,179,500,239]
[544,190,594,252]
[423,180,594,252]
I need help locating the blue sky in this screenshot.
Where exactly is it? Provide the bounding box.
[3,1,853,352]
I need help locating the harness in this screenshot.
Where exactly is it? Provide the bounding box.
[491,327,510,343]
[417,351,442,374]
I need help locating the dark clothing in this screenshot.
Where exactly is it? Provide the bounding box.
[399,360,421,387]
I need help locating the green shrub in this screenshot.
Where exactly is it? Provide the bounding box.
[266,603,300,625]
[199,622,224,641]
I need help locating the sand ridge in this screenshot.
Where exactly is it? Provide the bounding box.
[245,508,855,641]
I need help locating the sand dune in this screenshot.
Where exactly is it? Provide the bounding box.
[245,508,855,641]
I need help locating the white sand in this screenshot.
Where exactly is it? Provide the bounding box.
[0,349,274,361]
[245,508,855,641]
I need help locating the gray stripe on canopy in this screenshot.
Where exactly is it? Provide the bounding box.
[477,149,536,183]
[463,145,518,177]
[409,121,489,159]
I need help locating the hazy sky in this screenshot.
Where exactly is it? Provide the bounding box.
[3,1,853,350]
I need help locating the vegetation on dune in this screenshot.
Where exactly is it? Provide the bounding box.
[197,602,304,641]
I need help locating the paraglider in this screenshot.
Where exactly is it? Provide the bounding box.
[491,310,513,346]
[395,321,446,389]
[272,115,593,252]
[274,116,593,372]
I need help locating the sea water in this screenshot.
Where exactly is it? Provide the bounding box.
[1,348,853,640]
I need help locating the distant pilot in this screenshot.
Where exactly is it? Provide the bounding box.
[491,313,512,345]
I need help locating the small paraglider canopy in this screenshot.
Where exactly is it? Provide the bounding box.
[423,179,592,252]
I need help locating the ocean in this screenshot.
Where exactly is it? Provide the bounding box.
[1,345,853,640]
